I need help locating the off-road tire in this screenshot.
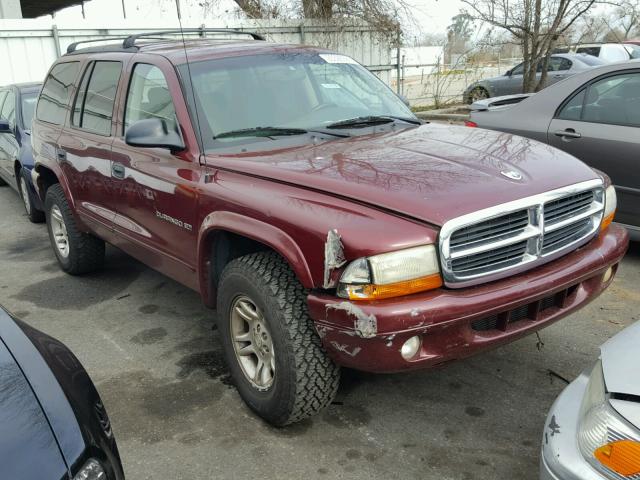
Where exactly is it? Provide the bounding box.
[18,169,45,223]
[45,183,105,274]
[217,251,340,426]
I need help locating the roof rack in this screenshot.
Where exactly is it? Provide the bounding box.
[65,28,265,54]
[122,28,265,48]
[66,37,131,53]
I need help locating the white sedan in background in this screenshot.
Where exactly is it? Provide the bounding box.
[541,321,640,479]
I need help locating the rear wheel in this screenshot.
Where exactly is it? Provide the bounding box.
[18,170,45,223]
[468,86,489,103]
[217,251,340,426]
[45,183,105,274]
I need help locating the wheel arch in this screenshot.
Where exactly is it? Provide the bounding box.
[197,211,314,308]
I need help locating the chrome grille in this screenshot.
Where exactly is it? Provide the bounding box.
[439,180,605,287]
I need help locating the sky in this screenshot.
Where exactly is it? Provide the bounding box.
[45,0,466,35]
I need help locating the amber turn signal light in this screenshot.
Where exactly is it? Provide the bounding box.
[594,440,640,477]
[344,273,443,300]
[601,211,615,232]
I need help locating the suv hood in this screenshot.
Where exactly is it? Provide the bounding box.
[208,123,600,226]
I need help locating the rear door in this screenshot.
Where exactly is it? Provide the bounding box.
[109,57,201,288]
[548,70,640,227]
[544,57,572,87]
[0,88,19,186]
[56,58,123,239]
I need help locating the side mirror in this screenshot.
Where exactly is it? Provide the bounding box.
[0,119,11,133]
[398,94,411,107]
[125,118,185,153]
[505,69,512,76]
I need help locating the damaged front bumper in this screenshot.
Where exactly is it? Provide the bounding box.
[307,224,628,373]
[539,372,601,480]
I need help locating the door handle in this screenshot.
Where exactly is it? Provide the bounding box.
[554,129,581,139]
[56,149,67,162]
[112,163,126,179]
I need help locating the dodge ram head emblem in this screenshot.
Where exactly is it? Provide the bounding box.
[501,169,523,180]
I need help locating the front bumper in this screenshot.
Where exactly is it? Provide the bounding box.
[540,371,605,480]
[308,224,629,373]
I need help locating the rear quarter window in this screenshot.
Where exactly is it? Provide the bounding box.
[36,61,80,125]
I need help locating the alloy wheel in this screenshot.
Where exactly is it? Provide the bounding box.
[50,205,70,258]
[230,295,276,390]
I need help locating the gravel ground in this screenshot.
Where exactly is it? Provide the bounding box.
[0,186,638,480]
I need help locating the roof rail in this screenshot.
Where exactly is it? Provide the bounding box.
[122,28,265,48]
[66,37,131,54]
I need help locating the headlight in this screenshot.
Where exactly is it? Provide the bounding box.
[73,459,106,480]
[601,186,617,232]
[577,360,640,478]
[337,245,442,300]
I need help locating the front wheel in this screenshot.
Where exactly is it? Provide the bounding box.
[468,86,489,103]
[18,170,45,223]
[217,252,340,426]
[45,183,105,274]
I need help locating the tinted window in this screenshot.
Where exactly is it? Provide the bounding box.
[73,61,121,135]
[577,46,601,57]
[0,90,15,129]
[37,62,80,125]
[582,73,640,126]
[512,63,524,75]
[558,89,586,120]
[124,64,177,133]
[21,92,38,129]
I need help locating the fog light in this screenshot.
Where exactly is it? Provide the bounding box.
[401,336,421,360]
[73,459,106,480]
[603,266,614,283]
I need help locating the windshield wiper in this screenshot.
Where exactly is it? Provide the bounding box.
[214,126,349,140]
[326,115,422,129]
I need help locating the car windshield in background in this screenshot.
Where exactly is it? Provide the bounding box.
[21,92,38,129]
[179,52,417,149]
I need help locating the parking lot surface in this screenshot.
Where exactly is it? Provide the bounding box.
[1,187,638,480]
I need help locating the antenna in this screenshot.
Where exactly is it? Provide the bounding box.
[175,0,207,167]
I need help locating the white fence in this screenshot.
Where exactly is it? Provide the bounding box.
[0,19,396,86]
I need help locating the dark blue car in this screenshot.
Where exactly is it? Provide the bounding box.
[0,306,124,479]
[0,83,44,222]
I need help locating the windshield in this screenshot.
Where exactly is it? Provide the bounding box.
[21,92,38,129]
[576,54,606,66]
[179,52,416,150]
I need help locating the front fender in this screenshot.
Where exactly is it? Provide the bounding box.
[197,211,314,307]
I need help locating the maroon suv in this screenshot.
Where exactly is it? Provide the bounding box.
[31,30,628,426]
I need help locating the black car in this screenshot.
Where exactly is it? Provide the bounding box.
[0,306,124,479]
[0,82,45,222]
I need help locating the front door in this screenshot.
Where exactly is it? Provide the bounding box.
[110,60,200,288]
[57,59,123,237]
[548,70,640,227]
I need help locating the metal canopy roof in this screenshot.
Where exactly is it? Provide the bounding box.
[20,0,84,18]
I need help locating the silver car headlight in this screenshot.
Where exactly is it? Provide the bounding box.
[337,244,442,300]
[577,360,640,478]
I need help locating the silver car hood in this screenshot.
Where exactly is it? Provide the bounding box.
[469,93,534,111]
[602,321,640,397]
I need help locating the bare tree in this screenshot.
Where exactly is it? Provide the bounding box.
[461,0,599,92]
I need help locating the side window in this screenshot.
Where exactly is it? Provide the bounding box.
[557,89,586,120]
[124,64,177,133]
[0,91,15,129]
[511,63,524,75]
[547,57,571,71]
[36,62,80,125]
[0,91,8,117]
[72,61,121,135]
[582,73,640,126]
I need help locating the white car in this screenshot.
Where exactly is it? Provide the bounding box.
[540,321,640,479]
[574,43,633,63]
